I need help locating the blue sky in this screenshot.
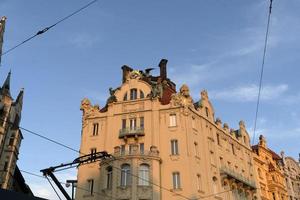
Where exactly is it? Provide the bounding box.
[1,0,300,199]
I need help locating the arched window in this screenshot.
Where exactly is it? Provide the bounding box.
[121,164,131,186]
[106,166,113,189]
[140,90,144,99]
[123,92,128,101]
[130,89,137,100]
[212,176,218,194]
[138,164,149,186]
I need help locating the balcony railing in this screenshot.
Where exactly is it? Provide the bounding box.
[119,127,145,139]
[220,166,256,189]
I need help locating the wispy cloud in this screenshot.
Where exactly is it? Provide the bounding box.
[210,84,288,102]
[68,33,102,48]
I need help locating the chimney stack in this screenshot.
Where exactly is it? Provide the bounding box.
[121,65,133,83]
[159,59,168,80]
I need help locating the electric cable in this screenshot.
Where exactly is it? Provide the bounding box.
[46,175,62,200]
[252,0,274,145]
[0,117,193,199]
[20,169,122,200]
[0,0,99,57]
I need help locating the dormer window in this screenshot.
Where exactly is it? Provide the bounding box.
[130,89,137,100]
[123,92,128,101]
[140,90,144,99]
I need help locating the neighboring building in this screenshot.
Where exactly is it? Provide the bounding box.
[0,72,24,190]
[76,59,258,200]
[0,16,28,193]
[281,152,300,200]
[252,135,288,200]
[0,16,6,63]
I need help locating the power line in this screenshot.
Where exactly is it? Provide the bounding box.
[0,117,191,199]
[0,0,99,57]
[252,0,274,145]
[46,175,62,200]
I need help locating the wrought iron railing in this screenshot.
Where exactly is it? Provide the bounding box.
[119,127,145,138]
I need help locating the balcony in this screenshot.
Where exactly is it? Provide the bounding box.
[119,127,145,139]
[220,166,256,189]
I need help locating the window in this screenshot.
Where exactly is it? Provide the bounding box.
[171,140,179,155]
[122,119,126,129]
[140,117,144,128]
[129,144,134,155]
[169,114,177,127]
[172,172,181,189]
[139,164,149,186]
[3,161,8,171]
[231,143,235,155]
[216,133,220,145]
[8,135,15,146]
[106,166,113,189]
[194,142,199,157]
[205,107,209,117]
[123,92,128,101]
[197,174,202,191]
[212,177,218,194]
[87,179,94,195]
[140,90,144,99]
[121,164,131,186]
[90,148,97,161]
[130,89,138,100]
[140,143,144,155]
[130,118,137,129]
[121,145,125,155]
[92,123,99,136]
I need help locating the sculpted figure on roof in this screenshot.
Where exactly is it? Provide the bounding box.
[171,84,194,108]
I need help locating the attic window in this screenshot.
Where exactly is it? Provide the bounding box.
[123,92,128,101]
[140,90,144,99]
[130,89,137,100]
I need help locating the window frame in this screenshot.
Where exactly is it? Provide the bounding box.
[172,172,181,189]
[121,164,131,187]
[138,164,150,186]
[171,140,179,155]
[169,114,177,127]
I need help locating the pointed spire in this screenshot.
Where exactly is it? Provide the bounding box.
[1,70,11,95]
[15,88,24,107]
[1,70,11,97]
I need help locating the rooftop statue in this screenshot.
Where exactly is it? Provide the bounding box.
[171,84,194,108]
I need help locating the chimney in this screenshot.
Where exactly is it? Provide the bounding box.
[299,153,300,164]
[159,59,168,80]
[121,65,133,83]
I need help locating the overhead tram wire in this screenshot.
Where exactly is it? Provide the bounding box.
[0,0,99,57]
[46,175,62,200]
[20,169,119,200]
[252,0,274,145]
[0,117,192,200]
[21,169,235,200]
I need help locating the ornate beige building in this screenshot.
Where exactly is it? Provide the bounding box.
[281,152,300,200]
[252,135,288,200]
[76,59,258,200]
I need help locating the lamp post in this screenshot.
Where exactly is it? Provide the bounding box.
[66,180,77,200]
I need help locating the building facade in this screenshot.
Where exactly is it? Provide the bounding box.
[0,16,25,191]
[281,152,300,200]
[76,59,258,200]
[252,135,288,200]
